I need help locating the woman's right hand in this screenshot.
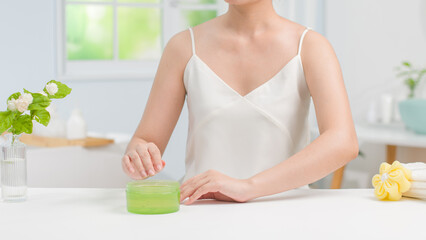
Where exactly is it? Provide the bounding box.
[122,141,165,180]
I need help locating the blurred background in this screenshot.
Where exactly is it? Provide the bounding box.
[1,0,425,189]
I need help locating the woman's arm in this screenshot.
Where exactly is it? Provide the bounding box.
[245,30,359,199]
[180,30,358,204]
[122,31,191,180]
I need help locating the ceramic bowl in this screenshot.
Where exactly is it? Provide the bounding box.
[399,99,426,134]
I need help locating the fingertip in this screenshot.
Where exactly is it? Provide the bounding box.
[155,164,162,172]
[162,160,166,167]
[180,194,188,203]
[186,196,196,205]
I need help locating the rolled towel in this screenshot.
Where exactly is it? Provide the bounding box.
[401,162,426,199]
[411,171,426,182]
[401,162,426,171]
[403,188,426,199]
[410,181,426,189]
[401,162,426,181]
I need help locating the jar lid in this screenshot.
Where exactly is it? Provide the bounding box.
[126,180,180,194]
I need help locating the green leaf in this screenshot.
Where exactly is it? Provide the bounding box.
[405,78,416,90]
[44,80,72,99]
[0,111,13,134]
[7,92,21,101]
[419,69,426,79]
[396,70,415,77]
[11,114,33,135]
[31,109,50,127]
[28,93,51,110]
[402,61,412,68]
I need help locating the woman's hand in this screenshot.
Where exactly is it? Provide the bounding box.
[122,140,165,180]
[180,170,254,205]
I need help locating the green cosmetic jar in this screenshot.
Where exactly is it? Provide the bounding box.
[126,180,180,214]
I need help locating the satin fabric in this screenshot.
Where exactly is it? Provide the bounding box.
[181,27,312,189]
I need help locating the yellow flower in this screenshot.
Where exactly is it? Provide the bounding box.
[372,161,412,201]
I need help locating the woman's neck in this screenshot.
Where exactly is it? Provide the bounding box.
[222,0,280,36]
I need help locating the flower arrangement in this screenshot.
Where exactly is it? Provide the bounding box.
[372,161,412,201]
[0,80,71,142]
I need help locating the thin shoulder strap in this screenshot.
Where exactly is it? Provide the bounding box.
[188,27,196,55]
[297,27,311,55]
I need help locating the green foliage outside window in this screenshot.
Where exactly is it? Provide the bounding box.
[65,0,218,61]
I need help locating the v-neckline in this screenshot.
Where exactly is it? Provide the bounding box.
[191,54,301,98]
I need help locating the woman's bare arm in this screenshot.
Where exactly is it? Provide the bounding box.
[122,30,191,179]
[246,30,359,198]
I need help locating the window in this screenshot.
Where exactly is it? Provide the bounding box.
[56,0,224,81]
[56,0,324,81]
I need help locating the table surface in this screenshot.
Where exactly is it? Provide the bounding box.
[355,122,426,148]
[1,188,425,240]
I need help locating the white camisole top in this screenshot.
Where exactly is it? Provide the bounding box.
[182,27,312,189]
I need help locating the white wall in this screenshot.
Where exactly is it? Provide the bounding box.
[324,0,426,187]
[0,0,188,181]
[2,0,425,188]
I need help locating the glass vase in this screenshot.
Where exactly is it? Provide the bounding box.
[1,134,27,202]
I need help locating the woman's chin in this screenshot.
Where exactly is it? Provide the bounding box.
[225,0,262,5]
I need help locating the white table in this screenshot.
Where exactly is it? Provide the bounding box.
[356,123,426,163]
[0,132,186,188]
[1,188,424,239]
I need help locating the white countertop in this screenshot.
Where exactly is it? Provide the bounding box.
[310,123,426,148]
[1,188,425,239]
[356,122,426,148]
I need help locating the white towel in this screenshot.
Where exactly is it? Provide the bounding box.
[401,162,426,181]
[411,171,426,182]
[401,162,426,171]
[403,188,426,199]
[410,181,426,189]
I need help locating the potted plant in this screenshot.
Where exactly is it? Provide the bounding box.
[396,61,426,134]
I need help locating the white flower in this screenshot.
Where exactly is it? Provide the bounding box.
[15,96,30,113]
[15,99,29,112]
[38,91,47,97]
[21,93,33,104]
[7,99,17,111]
[46,83,58,95]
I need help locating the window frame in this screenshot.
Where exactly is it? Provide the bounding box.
[56,0,224,81]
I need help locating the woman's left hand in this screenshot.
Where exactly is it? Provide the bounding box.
[180,170,254,205]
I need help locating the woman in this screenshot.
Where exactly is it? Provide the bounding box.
[121,0,358,205]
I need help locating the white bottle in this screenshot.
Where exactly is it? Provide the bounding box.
[366,101,378,124]
[34,103,66,138]
[380,94,393,124]
[67,108,87,140]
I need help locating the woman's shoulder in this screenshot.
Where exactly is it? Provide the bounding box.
[301,27,335,60]
[164,29,193,60]
[274,18,337,70]
[275,17,320,43]
[160,28,197,75]
[165,15,220,53]
[163,17,221,68]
